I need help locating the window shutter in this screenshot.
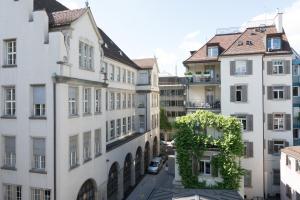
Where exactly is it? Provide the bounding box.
[284,86,291,100]
[285,114,291,131]
[285,141,289,147]
[267,86,273,100]
[242,85,248,102]
[33,138,45,156]
[284,60,291,74]
[230,61,236,75]
[247,115,253,131]
[230,86,235,102]
[267,114,273,130]
[267,61,273,75]
[246,60,253,75]
[248,142,253,157]
[268,140,274,154]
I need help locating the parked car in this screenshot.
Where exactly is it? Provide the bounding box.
[147,157,163,174]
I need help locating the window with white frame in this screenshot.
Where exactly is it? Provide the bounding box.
[267,37,281,50]
[116,119,121,137]
[95,89,101,113]
[122,93,126,109]
[207,46,218,57]
[109,64,115,81]
[132,94,135,108]
[132,115,135,131]
[293,64,300,76]
[68,87,78,116]
[69,135,78,168]
[244,170,252,187]
[128,116,131,132]
[5,39,17,65]
[123,117,126,134]
[116,93,121,109]
[272,60,284,74]
[4,86,16,116]
[83,132,91,161]
[3,136,16,168]
[272,86,284,99]
[116,67,121,81]
[286,155,292,167]
[94,129,101,156]
[273,140,285,154]
[83,88,91,114]
[79,41,94,70]
[101,61,108,73]
[273,114,284,130]
[32,86,46,117]
[32,138,46,171]
[235,60,247,75]
[127,94,131,108]
[236,116,247,131]
[122,69,126,83]
[199,156,211,175]
[296,159,300,172]
[127,70,131,83]
[139,115,145,131]
[110,92,115,110]
[235,86,242,102]
[31,188,51,200]
[3,184,21,200]
[110,120,115,139]
[132,72,135,84]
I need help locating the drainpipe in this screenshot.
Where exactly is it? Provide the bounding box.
[53,78,57,200]
[262,55,266,198]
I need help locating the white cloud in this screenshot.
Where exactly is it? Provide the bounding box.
[155,48,178,75]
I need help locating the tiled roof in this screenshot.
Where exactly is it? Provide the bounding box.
[222,25,292,56]
[282,146,300,160]
[33,0,139,69]
[133,58,156,69]
[184,33,241,64]
[49,8,87,28]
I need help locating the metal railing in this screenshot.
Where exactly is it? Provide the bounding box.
[186,101,221,110]
[186,75,220,84]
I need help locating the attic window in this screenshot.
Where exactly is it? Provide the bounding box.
[207,46,218,57]
[104,43,108,48]
[246,41,253,46]
[237,41,243,46]
[267,37,281,51]
[119,51,123,56]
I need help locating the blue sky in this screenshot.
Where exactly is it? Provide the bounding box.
[59,0,300,75]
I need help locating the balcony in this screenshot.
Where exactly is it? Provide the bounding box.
[185,73,220,85]
[294,138,300,146]
[186,101,221,112]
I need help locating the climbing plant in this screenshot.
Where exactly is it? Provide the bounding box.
[175,110,244,189]
[160,108,172,131]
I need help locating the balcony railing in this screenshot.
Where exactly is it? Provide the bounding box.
[186,74,220,85]
[294,138,300,146]
[186,101,221,110]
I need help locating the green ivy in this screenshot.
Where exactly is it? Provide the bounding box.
[174,110,244,189]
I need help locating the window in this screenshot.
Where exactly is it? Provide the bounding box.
[244,170,252,187]
[132,72,135,84]
[116,119,121,137]
[293,86,299,97]
[116,67,121,81]
[273,140,285,154]
[95,89,101,113]
[286,155,292,167]
[122,69,126,83]
[122,117,126,135]
[272,86,284,99]
[79,41,94,70]
[122,93,126,109]
[138,94,146,108]
[3,184,21,200]
[94,129,101,156]
[286,184,291,199]
[32,138,46,171]
[127,94,131,108]
[207,46,218,57]
[293,64,300,76]
[102,61,108,73]
[83,132,91,161]
[127,70,131,83]
[128,117,131,132]
[132,94,135,108]
[237,116,247,131]
[83,88,91,114]
[3,136,16,168]
[4,87,16,116]
[273,169,280,185]
[31,188,51,200]
[132,115,135,131]
[32,86,46,117]
[106,121,108,142]
[69,135,78,168]
[139,115,145,131]
[110,120,115,139]
[296,159,300,172]
[235,86,242,102]
[5,40,17,65]
[110,92,115,110]
[273,114,284,130]
[68,87,78,116]
[110,64,115,81]
[267,37,281,50]
[199,156,211,175]
[116,93,121,109]
[235,60,247,75]
[272,60,284,74]
[244,141,253,158]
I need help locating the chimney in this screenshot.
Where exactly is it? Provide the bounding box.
[275,11,283,33]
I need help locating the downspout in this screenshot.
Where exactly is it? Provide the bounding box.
[53,78,57,200]
[262,55,266,198]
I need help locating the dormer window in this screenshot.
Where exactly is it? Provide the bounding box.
[267,37,281,50]
[207,46,218,57]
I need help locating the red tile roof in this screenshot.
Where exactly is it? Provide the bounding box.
[133,58,156,69]
[184,33,241,64]
[222,25,292,56]
[49,8,87,28]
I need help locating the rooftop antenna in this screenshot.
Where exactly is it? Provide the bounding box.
[85,0,89,8]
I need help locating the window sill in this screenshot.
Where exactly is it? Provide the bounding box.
[94,112,102,116]
[83,158,92,164]
[29,116,47,120]
[1,115,17,119]
[95,153,102,158]
[83,113,92,117]
[79,67,95,72]
[68,114,80,119]
[29,169,47,174]
[1,166,17,171]
[2,64,17,68]
[69,164,80,171]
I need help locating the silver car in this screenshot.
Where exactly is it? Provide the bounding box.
[147,157,163,174]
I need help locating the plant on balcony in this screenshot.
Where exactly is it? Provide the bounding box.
[184,71,193,76]
[195,71,202,75]
[174,110,244,189]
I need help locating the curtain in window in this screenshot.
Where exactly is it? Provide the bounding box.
[5,136,16,154]
[70,136,78,153]
[33,138,45,156]
[33,86,45,104]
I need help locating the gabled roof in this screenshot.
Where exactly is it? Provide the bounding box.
[282,146,300,160]
[133,58,156,69]
[184,33,241,64]
[221,25,292,56]
[33,0,139,69]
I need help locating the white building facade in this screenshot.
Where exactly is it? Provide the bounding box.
[0,0,159,200]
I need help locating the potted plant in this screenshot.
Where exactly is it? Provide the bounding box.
[184,71,193,77]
